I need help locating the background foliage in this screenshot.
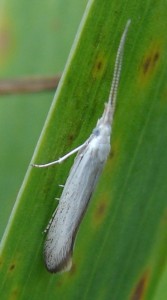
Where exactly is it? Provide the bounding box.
[0,0,87,238]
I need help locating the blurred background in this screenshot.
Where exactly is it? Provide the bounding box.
[0,0,87,239]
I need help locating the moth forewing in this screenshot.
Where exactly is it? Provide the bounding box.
[44,132,110,272]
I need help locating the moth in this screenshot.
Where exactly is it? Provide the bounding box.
[32,20,131,273]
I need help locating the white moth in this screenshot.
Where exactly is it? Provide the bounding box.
[32,20,131,273]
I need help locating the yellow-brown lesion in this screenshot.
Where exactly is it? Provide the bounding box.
[138,41,162,86]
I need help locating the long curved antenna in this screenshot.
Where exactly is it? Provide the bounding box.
[32,20,131,168]
[109,19,131,113]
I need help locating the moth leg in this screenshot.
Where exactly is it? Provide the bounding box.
[59,184,64,188]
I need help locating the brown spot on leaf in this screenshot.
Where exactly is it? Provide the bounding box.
[9,263,15,271]
[142,50,160,75]
[96,202,107,218]
[130,271,149,300]
[93,198,109,227]
[143,57,152,75]
[139,42,161,85]
[92,53,107,79]
[67,133,75,144]
[153,52,159,64]
[97,60,102,70]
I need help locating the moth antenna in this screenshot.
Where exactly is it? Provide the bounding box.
[108,19,131,115]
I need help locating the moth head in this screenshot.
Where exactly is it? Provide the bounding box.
[93,121,111,138]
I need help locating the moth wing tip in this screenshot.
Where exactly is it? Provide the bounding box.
[44,251,73,274]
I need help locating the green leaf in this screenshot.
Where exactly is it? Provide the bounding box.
[1,0,167,299]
